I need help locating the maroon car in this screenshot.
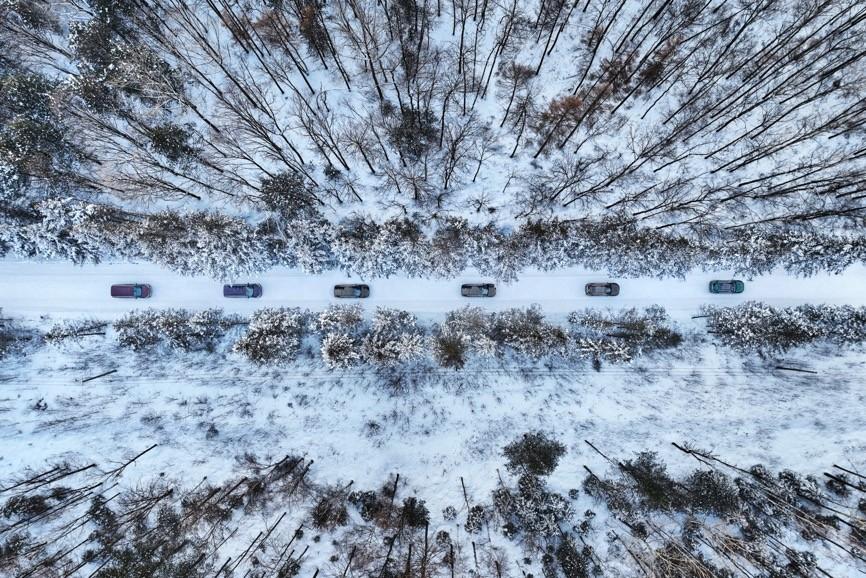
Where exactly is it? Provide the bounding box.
[110,284,151,298]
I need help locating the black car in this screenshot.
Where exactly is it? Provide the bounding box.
[585,282,620,296]
[334,284,370,298]
[461,283,496,297]
[224,283,263,298]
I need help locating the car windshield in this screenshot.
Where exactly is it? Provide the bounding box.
[353,287,361,296]
[246,286,254,297]
[133,286,142,297]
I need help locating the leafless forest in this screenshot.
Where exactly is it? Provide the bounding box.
[3,0,866,230]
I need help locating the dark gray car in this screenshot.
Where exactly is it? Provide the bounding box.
[461,283,496,297]
[585,282,620,296]
[334,284,370,298]
[224,283,263,298]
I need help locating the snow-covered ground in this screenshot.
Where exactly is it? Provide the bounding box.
[3,260,866,320]
[2,323,866,574]
[2,321,864,506]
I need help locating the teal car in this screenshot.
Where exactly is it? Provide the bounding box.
[709,280,744,294]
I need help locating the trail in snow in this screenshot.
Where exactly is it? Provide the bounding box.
[1,260,865,320]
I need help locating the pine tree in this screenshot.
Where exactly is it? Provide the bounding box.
[0,72,80,181]
[138,212,273,279]
[428,217,473,278]
[699,301,866,352]
[260,172,322,219]
[1,198,125,263]
[371,216,430,277]
[146,123,199,165]
[331,216,384,278]
[280,217,336,274]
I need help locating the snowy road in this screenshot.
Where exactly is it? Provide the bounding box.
[1,260,865,320]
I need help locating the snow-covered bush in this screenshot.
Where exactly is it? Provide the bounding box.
[556,537,591,578]
[331,216,430,278]
[5,197,866,282]
[234,307,308,363]
[331,216,383,278]
[493,473,573,540]
[493,435,574,548]
[464,504,488,533]
[427,217,474,278]
[320,332,363,369]
[574,337,633,364]
[431,332,468,369]
[362,308,426,367]
[493,306,567,358]
[618,452,684,512]
[0,162,22,204]
[114,309,164,350]
[723,228,866,277]
[702,302,866,352]
[503,432,566,477]
[115,309,236,352]
[310,485,349,530]
[316,305,366,369]
[683,470,740,517]
[400,496,430,528]
[568,306,682,364]
[315,304,364,335]
[432,306,496,369]
[371,217,430,277]
[0,310,38,359]
[43,319,106,347]
[346,478,426,532]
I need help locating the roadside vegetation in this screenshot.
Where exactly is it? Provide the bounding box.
[3,204,866,280]
[15,303,862,372]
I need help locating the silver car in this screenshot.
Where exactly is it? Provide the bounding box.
[585,282,620,296]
